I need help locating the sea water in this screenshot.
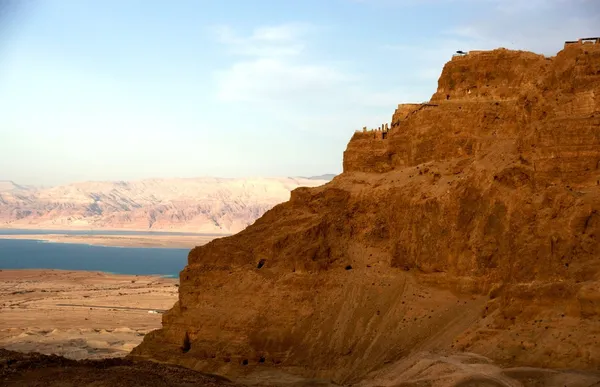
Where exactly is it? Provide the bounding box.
[0,229,221,237]
[0,238,189,277]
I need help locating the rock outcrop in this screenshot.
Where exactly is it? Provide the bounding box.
[131,43,600,385]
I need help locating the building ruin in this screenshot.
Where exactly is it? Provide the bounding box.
[564,37,600,48]
[356,122,392,140]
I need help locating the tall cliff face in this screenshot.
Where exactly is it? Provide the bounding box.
[132,43,600,384]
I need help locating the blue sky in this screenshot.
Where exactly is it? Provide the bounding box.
[0,0,598,186]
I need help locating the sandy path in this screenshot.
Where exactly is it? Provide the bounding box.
[0,269,178,359]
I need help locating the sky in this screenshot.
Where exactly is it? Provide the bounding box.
[0,0,598,186]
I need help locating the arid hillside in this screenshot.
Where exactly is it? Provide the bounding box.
[130,41,600,386]
[0,177,331,234]
[0,181,34,193]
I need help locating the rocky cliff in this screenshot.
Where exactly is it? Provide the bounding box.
[131,43,600,385]
[0,177,331,234]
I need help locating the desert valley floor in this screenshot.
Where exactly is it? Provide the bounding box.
[0,269,178,359]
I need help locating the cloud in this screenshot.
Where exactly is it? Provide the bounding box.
[216,58,352,102]
[485,0,594,14]
[382,0,599,68]
[212,23,311,58]
[211,22,423,137]
[350,0,591,6]
[376,0,600,114]
[449,3,599,54]
[212,23,355,105]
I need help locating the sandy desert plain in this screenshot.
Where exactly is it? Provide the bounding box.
[0,269,179,359]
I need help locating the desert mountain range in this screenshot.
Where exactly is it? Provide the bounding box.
[0,176,333,234]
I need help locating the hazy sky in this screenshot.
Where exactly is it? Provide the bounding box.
[0,0,598,186]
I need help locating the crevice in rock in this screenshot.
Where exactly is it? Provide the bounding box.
[181,332,191,353]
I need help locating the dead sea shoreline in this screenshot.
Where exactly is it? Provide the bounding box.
[0,267,179,278]
[0,225,230,235]
[0,233,217,248]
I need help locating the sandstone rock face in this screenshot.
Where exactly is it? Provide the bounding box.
[0,177,331,234]
[132,44,600,385]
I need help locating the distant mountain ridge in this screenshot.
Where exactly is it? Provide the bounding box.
[0,176,332,234]
[299,174,336,181]
[0,180,35,193]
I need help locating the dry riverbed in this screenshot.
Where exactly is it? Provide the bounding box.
[0,269,179,359]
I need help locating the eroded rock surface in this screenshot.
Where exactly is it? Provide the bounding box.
[131,43,600,385]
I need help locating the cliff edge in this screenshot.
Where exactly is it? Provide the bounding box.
[131,42,600,385]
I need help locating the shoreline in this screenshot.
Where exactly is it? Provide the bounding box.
[0,233,217,248]
[0,267,180,278]
[0,225,231,236]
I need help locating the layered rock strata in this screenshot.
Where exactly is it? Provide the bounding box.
[132,43,600,385]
